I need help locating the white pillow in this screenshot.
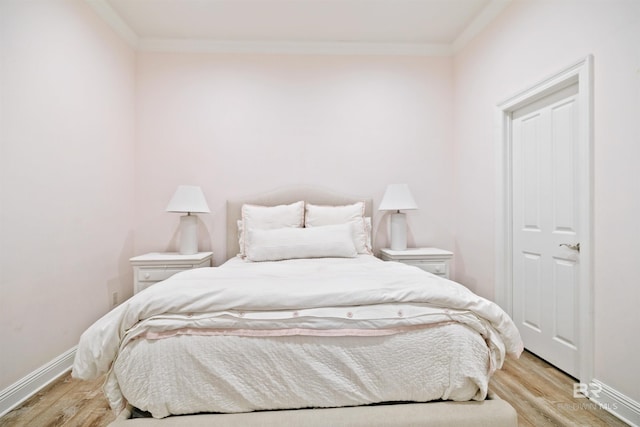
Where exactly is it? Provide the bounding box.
[304,202,371,254]
[240,201,304,257]
[246,224,358,262]
[239,215,371,257]
[364,216,372,251]
[305,202,365,225]
[237,220,244,257]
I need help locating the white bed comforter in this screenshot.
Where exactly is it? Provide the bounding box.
[72,255,523,416]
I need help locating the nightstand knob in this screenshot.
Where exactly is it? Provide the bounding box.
[435,266,442,273]
[144,273,150,279]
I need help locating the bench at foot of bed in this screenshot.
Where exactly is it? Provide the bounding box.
[109,394,518,427]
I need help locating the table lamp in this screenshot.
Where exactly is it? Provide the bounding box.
[166,185,210,255]
[378,184,418,251]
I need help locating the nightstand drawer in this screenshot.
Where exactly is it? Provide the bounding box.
[408,261,448,276]
[137,268,187,282]
[379,248,453,279]
[130,252,213,294]
[136,281,157,293]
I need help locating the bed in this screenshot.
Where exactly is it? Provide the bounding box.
[73,186,522,426]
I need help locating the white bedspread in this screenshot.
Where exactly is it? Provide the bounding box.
[115,324,491,418]
[72,255,523,416]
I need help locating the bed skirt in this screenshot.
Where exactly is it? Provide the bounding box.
[108,394,517,427]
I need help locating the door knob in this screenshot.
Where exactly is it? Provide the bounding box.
[559,243,580,252]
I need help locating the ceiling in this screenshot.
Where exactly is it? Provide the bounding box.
[87,0,511,55]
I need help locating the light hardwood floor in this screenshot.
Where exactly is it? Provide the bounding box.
[492,351,628,426]
[0,351,628,427]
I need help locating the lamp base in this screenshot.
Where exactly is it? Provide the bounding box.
[179,215,198,255]
[389,212,407,251]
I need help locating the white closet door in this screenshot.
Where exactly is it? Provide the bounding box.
[512,83,581,377]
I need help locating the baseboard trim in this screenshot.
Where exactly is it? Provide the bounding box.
[591,379,640,427]
[0,346,77,418]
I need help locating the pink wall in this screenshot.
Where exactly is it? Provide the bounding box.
[453,0,640,402]
[0,0,135,389]
[134,53,455,264]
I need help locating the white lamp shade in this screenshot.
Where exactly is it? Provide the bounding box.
[378,184,418,212]
[166,185,210,214]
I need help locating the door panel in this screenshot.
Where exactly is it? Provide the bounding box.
[512,82,580,377]
[552,101,578,231]
[522,252,542,332]
[553,257,578,347]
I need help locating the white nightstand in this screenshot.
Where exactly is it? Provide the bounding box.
[379,247,453,279]
[130,252,213,294]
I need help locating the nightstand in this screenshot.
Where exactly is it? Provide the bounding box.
[379,247,453,279]
[130,252,213,294]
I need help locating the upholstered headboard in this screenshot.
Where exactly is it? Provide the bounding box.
[226,186,373,260]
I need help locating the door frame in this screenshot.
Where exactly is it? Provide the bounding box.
[495,55,594,382]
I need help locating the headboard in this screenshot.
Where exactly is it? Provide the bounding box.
[226,186,373,260]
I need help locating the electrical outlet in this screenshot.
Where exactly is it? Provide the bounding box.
[112,291,118,307]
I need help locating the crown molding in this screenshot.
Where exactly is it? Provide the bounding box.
[452,0,512,53]
[138,39,452,56]
[86,0,139,48]
[86,0,509,57]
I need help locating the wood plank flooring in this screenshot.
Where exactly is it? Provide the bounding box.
[492,351,628,426]
[0,350,628,427]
